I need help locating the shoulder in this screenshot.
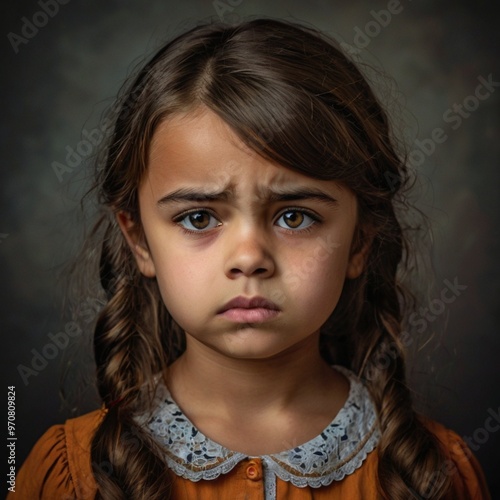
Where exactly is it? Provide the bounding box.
[332,417,491,499]
[10,410,103,500]
[421,418,491,500]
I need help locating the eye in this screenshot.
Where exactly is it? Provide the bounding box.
[275,210,317,230]
[174,210,222,232]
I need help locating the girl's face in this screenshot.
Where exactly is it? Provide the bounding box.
[119,108,367,360]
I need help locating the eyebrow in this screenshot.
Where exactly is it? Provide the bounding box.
[264,187,338,207]
[157,187,231,205]
[157,186,338,207]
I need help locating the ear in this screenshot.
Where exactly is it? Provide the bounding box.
[346,228,372,279]
[116,211,156,278]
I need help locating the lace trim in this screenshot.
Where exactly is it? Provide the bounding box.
[137,366,380,488]
[263,462,277,500]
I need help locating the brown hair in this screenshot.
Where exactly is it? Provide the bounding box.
[88,18,452,499]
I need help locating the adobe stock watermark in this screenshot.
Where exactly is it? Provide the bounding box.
[341,0,408,56]
[414,406,500,499]
[384,73,500,191]
[463,407,500,452]
[52,126,107,182]
[213,0,243,22]
[7,0,71,54]
[17,296,104,385]
[52,74,147,183]
[408,74,499,168]
[364,276,467,379]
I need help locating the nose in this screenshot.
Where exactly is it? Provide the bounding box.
[224,226,275,279]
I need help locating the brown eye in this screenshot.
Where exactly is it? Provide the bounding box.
[276,210,317,231]
[176,210,221,232]
[189,212,210,229]
[283,211,304,228]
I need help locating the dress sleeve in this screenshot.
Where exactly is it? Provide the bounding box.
[426,420,491,500]
[8,424,76,499]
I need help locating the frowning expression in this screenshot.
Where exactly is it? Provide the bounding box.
[119,108,366,360]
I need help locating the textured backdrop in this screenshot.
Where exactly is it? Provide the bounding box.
[2,0,499,495]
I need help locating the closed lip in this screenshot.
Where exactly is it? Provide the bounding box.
[217,296,281,314]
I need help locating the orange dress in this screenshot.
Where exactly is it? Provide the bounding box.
[10,370,491,499]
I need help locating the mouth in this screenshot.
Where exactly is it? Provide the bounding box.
[217,296,281,323]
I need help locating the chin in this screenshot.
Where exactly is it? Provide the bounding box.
[215,334,285,360]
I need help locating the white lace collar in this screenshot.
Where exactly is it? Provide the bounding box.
[137,366,380,496]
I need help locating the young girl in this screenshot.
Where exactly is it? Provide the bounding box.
[12,18,490,499]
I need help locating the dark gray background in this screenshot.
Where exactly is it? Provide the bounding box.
[2,0,499,496]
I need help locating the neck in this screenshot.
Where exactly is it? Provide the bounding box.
[166,332,346,421]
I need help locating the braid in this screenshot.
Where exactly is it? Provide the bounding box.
[370,359,449,499]
[337,200,453,499]
[90,217,183,498]
[363,325,451,499]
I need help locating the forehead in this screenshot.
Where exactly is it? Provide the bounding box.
[148,108,285,185]
[145,108,349,197]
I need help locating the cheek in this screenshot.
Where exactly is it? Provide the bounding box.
[285,245,351,310]
[154,266,197,332]
[153,249,217,312]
